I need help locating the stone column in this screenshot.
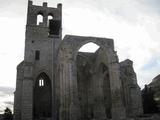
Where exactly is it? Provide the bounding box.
[109,62,126,120]
[59,59,80,120]
[14,63,24,120]
[21,64,33,120]
[68,60,80,120]
[59,61,73,120]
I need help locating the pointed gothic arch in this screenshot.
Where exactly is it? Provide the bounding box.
[58,36,126,120]
[33,72,52,119]
[37,13,44,25]
[78,42,100,53]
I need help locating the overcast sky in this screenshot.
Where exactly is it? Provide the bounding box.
[0,0,160,113]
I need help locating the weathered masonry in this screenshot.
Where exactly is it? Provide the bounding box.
[14,1,143,120]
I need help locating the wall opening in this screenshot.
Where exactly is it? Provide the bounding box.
[100,63,112,119]
[49,19,61,36]
[33,73,52,119]
[78,42,100,53]
[39,78,44,87]
[37,14,43,25]
[35,50,40,60]
[76,42,111,119]
[47,15,53,26]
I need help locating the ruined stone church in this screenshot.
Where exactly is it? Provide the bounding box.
[14,1,143,120]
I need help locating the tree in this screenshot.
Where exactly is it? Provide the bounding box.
[142,85,159,114]
[3,107,13,120]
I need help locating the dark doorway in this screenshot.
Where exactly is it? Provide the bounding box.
[33,72,52,120]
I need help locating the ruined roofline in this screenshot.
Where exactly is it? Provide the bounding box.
[63,34,113,41]
[120,59,133,67]
[61,34,115,50]
[28,0,62,9]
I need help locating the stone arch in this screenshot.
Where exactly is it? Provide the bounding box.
[33,69,52,85]
[37,11,44,16]
[58,35,126,120]
[48,13,54,18]
[36,12,44,25]
[58,35,114,63]
[33,72,52,119]
[47,13,54,26]
[75,41,111,62]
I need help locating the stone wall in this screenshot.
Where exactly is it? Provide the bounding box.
[120,59,143,117]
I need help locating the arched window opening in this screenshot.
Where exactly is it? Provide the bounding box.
[37,14,43,25]
[48,14,61,36]
[33,73,52,119]
[39,78,44,87]
[47,15,53,26]
[101,64,112,119]
[99,63,109,73]
[78,42,100,53]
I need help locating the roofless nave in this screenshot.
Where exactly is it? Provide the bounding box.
[14,1,143,120]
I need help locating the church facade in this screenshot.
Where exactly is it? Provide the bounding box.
[14,1,143,120]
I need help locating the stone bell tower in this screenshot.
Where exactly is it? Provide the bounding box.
[14,1,62,120]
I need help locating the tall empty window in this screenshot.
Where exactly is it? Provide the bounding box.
[48,15,53,26]
[37,14,43,25]
[35,50,40,60]
[33,73,52,119]
[39,79,44,87]
[49,20,61,36]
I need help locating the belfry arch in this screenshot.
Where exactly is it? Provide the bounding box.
[33,72,52,120]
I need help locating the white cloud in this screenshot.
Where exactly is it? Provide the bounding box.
[0,17,25,87]
[0,87,14,114]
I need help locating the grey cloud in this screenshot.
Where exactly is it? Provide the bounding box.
[0,87,14,113]
[138,0,160,14]
[0,92,8,97]
[0,110,3,113]
[1,0,160,17]
[0,86,14,95]
[4,101,14,106]
[63,0,160,23]
[63,0,142,23]
[0,0,27,17]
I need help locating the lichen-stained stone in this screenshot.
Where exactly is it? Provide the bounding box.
[120,59,143,117]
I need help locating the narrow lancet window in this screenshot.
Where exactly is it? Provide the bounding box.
[37,14,43,25]
[35,50,40,60]
[39,79,44,87]
[48,15,53,26]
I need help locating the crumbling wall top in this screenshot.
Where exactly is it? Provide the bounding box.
[61,35,114,49]
[120,59,133,67]
[28,0,62,9]
[27,0,62,26]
